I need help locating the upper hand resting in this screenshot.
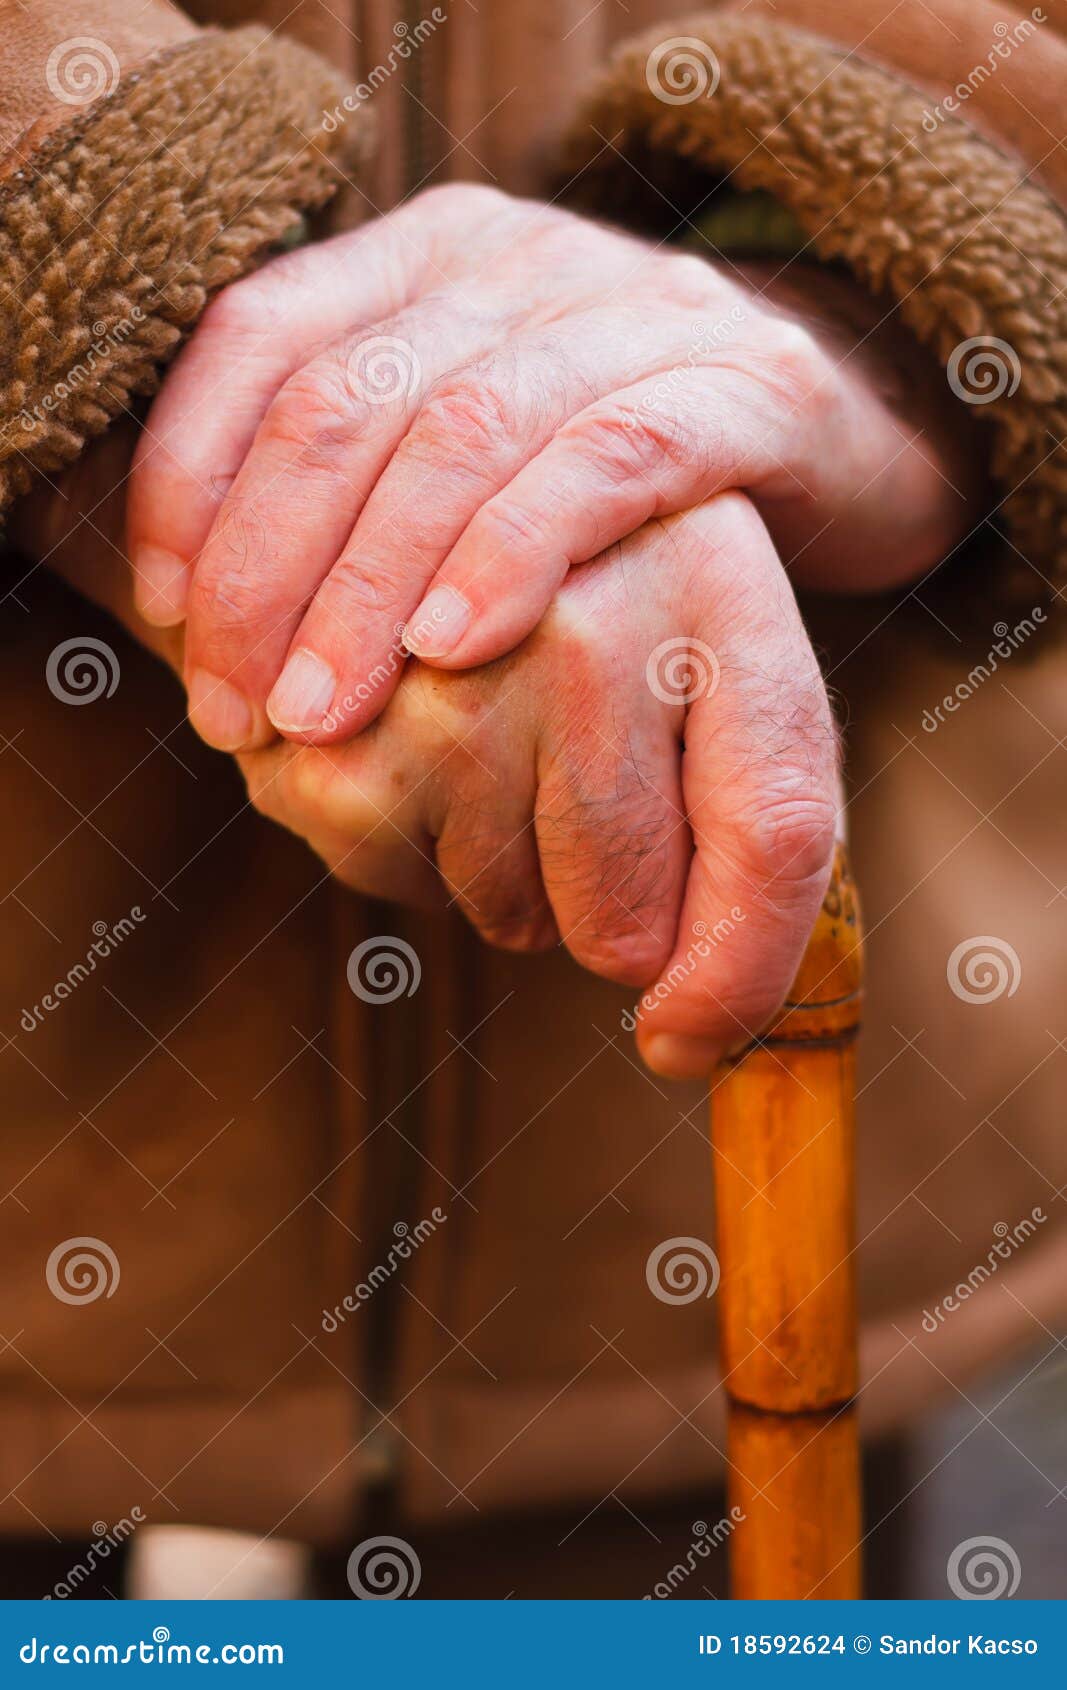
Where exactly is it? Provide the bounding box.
[126,184,981,751]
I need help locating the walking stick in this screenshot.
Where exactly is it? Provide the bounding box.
[711,845,863,1598]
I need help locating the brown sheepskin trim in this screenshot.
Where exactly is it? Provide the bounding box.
[0,27,367,516]
[568,15,1067,621]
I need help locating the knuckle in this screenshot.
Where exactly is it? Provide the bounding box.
[189,516,295,634]
[199,274,287,341]
[390,666,471,765]
[684,487,762,554]
[415,182,508,219]
[752,316,826,410]
[322,550,410,620]
[574,925,671,989]
[332,325,422,416]
[242,746,346,835]
[519,617,608,736]
[737,788,837,899]
[517,202,627,272]
[415,377,515,460]
[287,749,337,816]
[189,559,264,635]
[475,909,556,954]
[661,251,723,306]
[262,361,365,462]
[653,491,758,596]
[457,886,555,955]
[569,400,693,482]
[474,494,552,563]
[286,749,377,838]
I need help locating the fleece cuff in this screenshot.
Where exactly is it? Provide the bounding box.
[568,14,1067,623]
[0,26,367,516]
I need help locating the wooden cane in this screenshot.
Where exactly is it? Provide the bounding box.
[711,844,863,1598]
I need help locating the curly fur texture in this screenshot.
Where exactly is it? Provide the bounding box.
[569,14,1067,622]
[0,27,366,515]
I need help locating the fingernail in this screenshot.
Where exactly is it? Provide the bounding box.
[134,545,189,627]
[403,585,472,657]
[186,669,253,751]
[642,1033,724,1077]
[266,648,337,734]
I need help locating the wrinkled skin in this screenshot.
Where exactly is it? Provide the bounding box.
[236,495,839,1077]
[23,451,839,1075]
[17,188,981,1075]
[126,186,981,751]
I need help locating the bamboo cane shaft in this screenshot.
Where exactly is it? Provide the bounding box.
[711,846,863,1599]
[728,1407,861,1599]
[713,1043,858,1410]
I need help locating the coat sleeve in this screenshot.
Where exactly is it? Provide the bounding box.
[568,3,1067,626]
[0,0,365,519]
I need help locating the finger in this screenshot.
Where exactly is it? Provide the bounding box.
[430,690,558,954]
[532,588,691,989]
[127,197,477,628]
[402,363,783,670]
[437,809,558,953]
[630,496,838,1079]
[309,827,447,910]
[182,294,508,751]
[268,310,703,743]
[238,729,441,908]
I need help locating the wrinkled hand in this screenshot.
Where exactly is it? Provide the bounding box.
[15,434,834,1076]
[235,494,837,1077]
[127,184,979,751]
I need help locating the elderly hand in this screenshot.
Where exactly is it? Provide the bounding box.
[127,184,980,751]
[12,437,837,1075]
[232,493,837,1077]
